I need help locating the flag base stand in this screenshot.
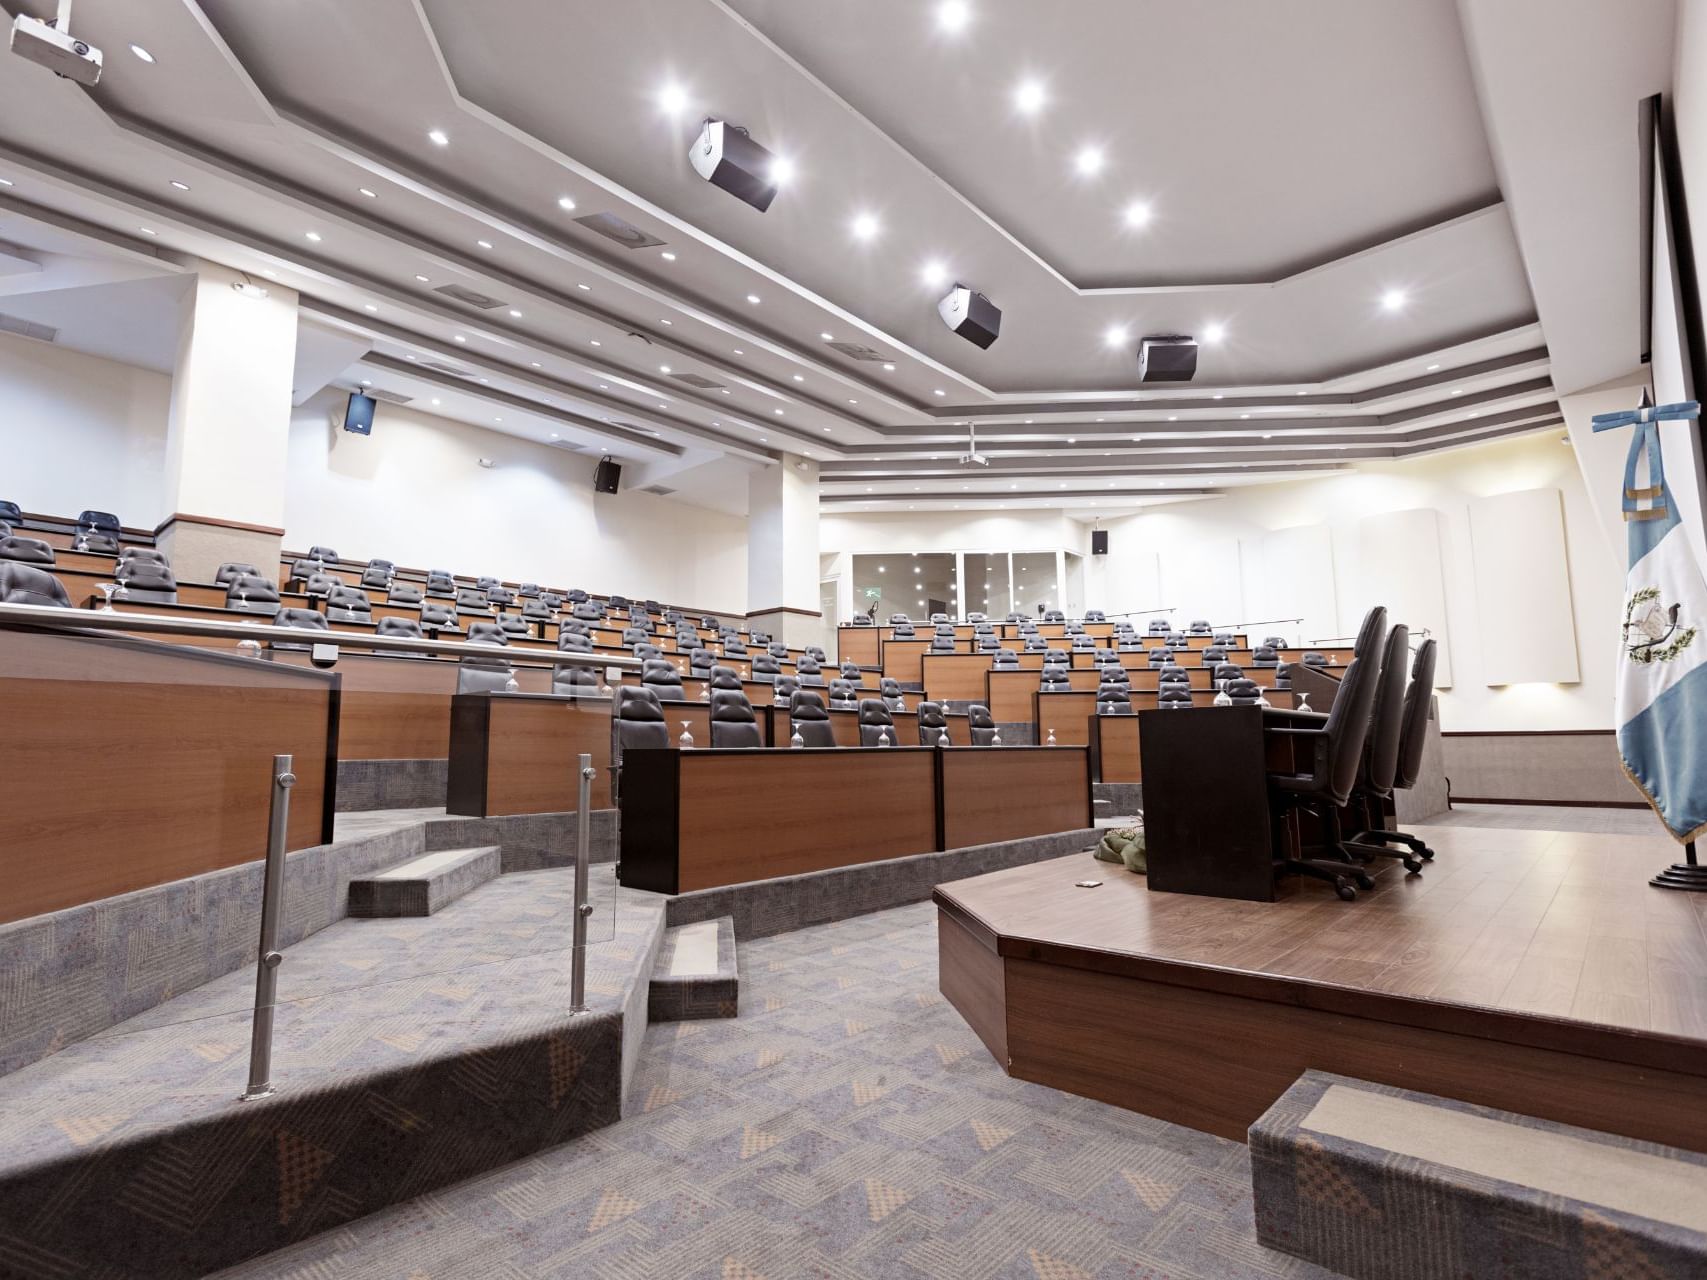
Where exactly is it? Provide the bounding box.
[1651,840,1707,891]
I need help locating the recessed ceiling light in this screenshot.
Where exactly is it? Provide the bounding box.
[1014,78,1047,115]
[304,231,322,242]
[1467,410,1480,418]
[476,239,493,250]
[0,177,12,186]
[769,155,796,187]
[357,187,377,199]
[1262,433,1272,439]
[129,43,155,63]
[406,355,418,361]
[1103,324,1128,349]
[364,304,378,312]
[1240,413,1250,420]
[882,362,896,372]
[1074,146,1106,177]
[659,318,673,326]
[759,436,767,443]
[168,179,190,192]
[1123,200,1152,228]
[550,433,559,440]
[505,309,522,319]
[531,361,541,367]
[428,129,449,147]
[1450,388,1464,396]
[822,427,832,434]
[933,389,946,397]
[820,332,834,341]
[1426,363,1441,371]
[494,416,503,423]
[774,408,785,415]
[138,227,158,236]
[746,293,761,305]
[732,348,744,355]
[577,283,591,291]
[659,365,672,374]
[658,82,688,115]
[1381,288,1408,313]
[557,196,577,211]
[431,397,441,405]
[847,398,858,405]
[920,260,949,288]
[936,0,972,33]
[1202,322,1226,344]
[792,374,804,382]
[360,379,372,387]
[590,339,601,347]
[1167,415,1177,421]
[414,274,429,282]
[660,251,677,261]
[453,334,467,343]
[261,269,277,279]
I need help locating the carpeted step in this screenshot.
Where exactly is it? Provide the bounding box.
[347,844,499,917]
[1251,1070,1707,1279]
[648,915,738,1021]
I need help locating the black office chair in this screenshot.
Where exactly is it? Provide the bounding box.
[270,607,330,652]
[967,704,998,746]
[642,658,686,700]
[326,585,372,623]
[751,654,781,682]
[748,629,770,647]
[707,664,743,691]
[1202,646,1229,666]
[858,698,897,747]
[1039,668,1071,692]
[78,509,121,535]
[839,660,861,681]
[1147,619,1170,634]
[1339,624,1422,873]
[426,571,456,599]
[1263,609,1386,901]
[1252,645,1280,668]
[0,499,21,526]
[928,635,957,654]
[891,621,916,638]
[115,561,178,604]
[389,582,423,606]
[1096,685,1133,715]
[789,689,836,747]
[1157,687,1193,709]
[796,655,825,685]
[1189,619,1211,635]
[615,686,669,750]
[772,674,800,705]
[1084,610,1106,622]
[0,561,71,607]
[992,648,1019,671]
[1098,664,1128,686]
[1346,636,1438,866]
[559,631,595,654]
[1148,647,1174,667]
[567,588,591,605]
[879,677,906,712]
[1212,662,1244,689]
[420,602,459,631]
[827,678,859,710]
[521,598,554,622]
[916,700,950,745]
[1224,678,1264,706]
[361,562,394,589]
[493,612,530,638]
[0,535,56,565]
[1024,636,1049,652]
[688,648,716,679]
[73,530,119,554]
[710,689,762,748]
[457,623,516,694]
[225,573,280,615]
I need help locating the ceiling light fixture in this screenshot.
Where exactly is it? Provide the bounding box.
[364,304,378,312]
[304,231,322,242]
[428,128,449,147]
[659,365,672,374]
[1074,145,1105,177]
[576,283,591,291]
[746,293,761,304]
[882,362,896,372]
[920,260,949,288]
[129,44,155,63]
[1202,322,1226,344]
[476,239,493,250]
[414,274,429,282]
[169,180,190,191]
[658,82,688,116]
[792,374,804,382]
[508,309,522,318]
[138,227,158,236]
[1014,78,1047,115]
[1381,288,1408,313]
[1103,323,1128,349]
[358,187,377,199]
[936,0,972,34]
[1123,200,1151,228]
[557,196,576,211]
[851,212,880,242]
[1426,363,1441,371]
[769,155,796,187]
[660,251,677,261]
[453,334,467,343]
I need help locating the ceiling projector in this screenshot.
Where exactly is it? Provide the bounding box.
[958,423,989,466]
[10,3,102,86]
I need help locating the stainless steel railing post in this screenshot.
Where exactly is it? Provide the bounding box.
[239,754,295,1101]
[570,752,594,1014]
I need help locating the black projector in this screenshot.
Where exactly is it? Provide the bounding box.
[689,119,779,213]
[937,285,1001,349]
[1138,335,1198,382]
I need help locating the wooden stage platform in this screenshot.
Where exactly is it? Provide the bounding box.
[933,821,1707,1153]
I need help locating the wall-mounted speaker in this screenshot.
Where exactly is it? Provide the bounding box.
[593,455,622,494]
[1092,530,1108,556]
[342,392,376,435]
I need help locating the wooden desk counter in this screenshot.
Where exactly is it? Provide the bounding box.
[447,692,613,816]
[620,743,1091,893]
[1091,714,1142,783]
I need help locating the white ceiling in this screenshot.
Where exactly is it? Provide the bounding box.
[0,0,1676,511]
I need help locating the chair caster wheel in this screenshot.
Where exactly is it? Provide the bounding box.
[1419,847,1435,861]
[1335,881,1357,902]
[1403,857,1423,874]
[1354,871,1375,890]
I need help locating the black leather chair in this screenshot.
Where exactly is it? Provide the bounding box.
[1039,668,1070,692]
[567,588,591,605]
[517,582,540,598]
[967,704,998,746]
[559,631,595,653]
[426,571,456,599]
[522,598,554,622]
[1147,619,1170,634]
[361,561,394,589]
[1342,627,1432,871]
[571,600,603,623]
[992,648,1019,671]
[688,648,716,679]
[73,530,119,554]
[858,698,896,747]
[1096,685,1133,714]
[389,582,423,606]
[553,664,602,697]
[457,623,515,694]
[748,630,770,647]
[1213,662,1243,688]
[1157,687,1192,709]
[1024,636,1048,652]
[301,571,341,601]
[562,618,590,637]
[0,561,70,606]
[476,576,499,592]
[707,664,743,691]
[796,655,825,685]
[1362,638,1440,863]
[710,689,762,748]
[891,621,916,638]
[839,660,861,681]
[1148,647,1174,667]
[888,613,910,625]
[78,509,121,534]
[421,602,459,631]
[1189,619,1212,635]
[1252,645,1280,668]
[225,573,280,615]
[494,612,530,638]
[928,635,957,654]
[374,616,427,659]
[917,700,950,745]
[642,658,686,700]
[772,674,799,704]
[0,499,21,526]
[1213,631,1236,647]
[751,654,780,682]
[212,561,258,586]
[766,641,788,659]
[0,535,55,565]
[1302,652,1329,670]
[1224,678,1264,706]
[827,678,859,710]
[1084,610,1106,622]
[879,677,906,712]
[487,586,516,607]
[1098,664,1128,686]
[271,607,330,652]
[1044,610,1065,623]
[1263,635,1290,650]
[116,561,177,603]
[326,585,372,623]
[1202,646,1229,666]
[616,686,669,750]
[458,587,492,612]
[788,689,836,747]
[1263,609,1387,901]
[306,544,339,564]
[1158,667,1189,689]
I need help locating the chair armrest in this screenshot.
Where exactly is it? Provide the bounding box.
[1262,708,1328,728]
[1264,726,1325,739]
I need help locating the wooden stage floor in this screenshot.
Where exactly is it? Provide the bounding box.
[933,821,1707,1152]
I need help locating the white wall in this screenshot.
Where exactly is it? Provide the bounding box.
[1098,431,1621,732]
[0,330,171,526]
[285,392,748,613]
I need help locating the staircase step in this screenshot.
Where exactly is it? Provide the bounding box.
[648,915,738,1021]
[348,844,500,917]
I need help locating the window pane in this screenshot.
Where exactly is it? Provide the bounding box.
[851,552,956,621]
[963,552,1010,620]
[1064,553,1085,617]
[1012,551,1057,617]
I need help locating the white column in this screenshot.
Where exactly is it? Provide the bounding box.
[156,259,300,581]
[746,453,823,649]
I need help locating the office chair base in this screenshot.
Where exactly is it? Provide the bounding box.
[1344,838,1423,875]
[1348,823,1435,862]
[1277,857,1362,901]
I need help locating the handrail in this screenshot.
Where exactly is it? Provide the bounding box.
[0,602,643,669]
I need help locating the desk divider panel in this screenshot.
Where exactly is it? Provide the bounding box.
[880,637,935,686]
[1091,715,1142,784]
[447,692,614,816]
[937,746,1091,848]
[920,653,1001,703]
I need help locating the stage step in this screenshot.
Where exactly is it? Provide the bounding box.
[648,915,738,1021]
[1251,1070,1707,1279]
[346,844,500,917]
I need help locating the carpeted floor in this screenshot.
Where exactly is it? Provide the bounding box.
[217,904,1335,1280]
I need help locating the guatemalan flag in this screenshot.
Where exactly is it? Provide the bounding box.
[1592,398,1707,842]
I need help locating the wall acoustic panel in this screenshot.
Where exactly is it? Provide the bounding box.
[1354,508,1453,687]
[1241,525,1338,646]
[1469,488,1580,686]
[1162,538,1244,630]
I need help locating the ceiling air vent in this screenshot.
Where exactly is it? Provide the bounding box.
[367,388,413,405]
[826,341,890,363]
[639,484,677,496]
[547,439,583,452]
[432,283,507,310]
[0,313,56,343]
[669,372,725,390]
[574,212,666,249]
[420,361,476,379]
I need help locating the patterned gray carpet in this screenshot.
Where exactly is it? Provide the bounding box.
[217,905,1335,1280]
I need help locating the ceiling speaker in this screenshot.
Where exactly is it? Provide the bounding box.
[689,120,779,213]
[937,285,1001,349]
[1138,335,1198,382]
[1091,529,1108,556]
[593,456,622,494]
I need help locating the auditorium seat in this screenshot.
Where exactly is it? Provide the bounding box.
[326,585,372,623]
[307,544,340,564]
[457,587,490,611]
[73,529,119,554]
[1159,667,1190,688]
[633,642,664,663]
[558,631,594,653]
[879,677,906,712]
[788,690,836,747]
[888,613,910,625]
[568,588,591,604]
[421,602,459,631]
[642,659,686,700]
[225,573,280,615]
[1063,622,1085,637]
[839,660,861,680]
[966,612,987,622]
[303,572,339,600]
[374,616,427,659]
[116,561,177,603]
[476,576,499,591]
[1099,664,1128,686]
[457,623,516,696]
[1094,647,1117,665]
[992,648,1019,671]
[0,561,71,607]
[976,635,1000,652]
[361,561,394,589]
[707,664,743,691]
[968,704,998,746]
[806,645,827,664]
[1024,636,1048,652]
[570,600,602,622]
[1340,624,1423,873]
[0,499,20,526]
[1303,652,1329,669]
[1084,610,1106,622]
[928,635,956,653]
[1005,612,1025,623]
[796,655,825,685]
[517,582,540,598]
[1147,619,1170,634]
[850,615,873,626]
[270,607,330,651]
[1202,646,1229,665]
[1158,687,1193,709]
[1043,648,1069,667]
[688,648,716,678]
[0,535,55,564]
[523,598,554,622]
[1225,678,1264,706]
[1166,631,1188,647]
[751,654,780,682]
[1044,610,1065,622]
[725,639,749,657]
[771,674,799,704]
[78,509,121,535]
[930,612,949,624]
[1070,635,1095,651]
[1213,661,1244,686]
[552,663,602,697]
[616,686,669,751]
[1096,685,1133,714]
[917,700,949,745]
[1214,631,1236,646]
[748,630,770,647]
[621,626,648,646]
[215,561,259,586]
[1148,648,1174,666]
[1253,645,1280,667]
[710,689,762,748]
[426,571,456,599]
[858,698,897,747]
[539,592,564,611]
[1117,639,1144,652]
[494,612,530,637]
[1189,619,1212,634]
[891,621,916,638]
[1263,635,1289,649]
[827,678,859,710]
[486,586,516,607]
[1040,669,1070,692]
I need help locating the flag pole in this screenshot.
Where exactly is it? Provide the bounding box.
[1651,839,1707,891]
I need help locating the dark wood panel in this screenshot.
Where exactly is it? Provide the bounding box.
[1139,705,1275,901]
[447,693,613,817]
[939,747,1091,848]
[0,628,335,923]
[938,906,1008,1067]
[1092,715,1141,783]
